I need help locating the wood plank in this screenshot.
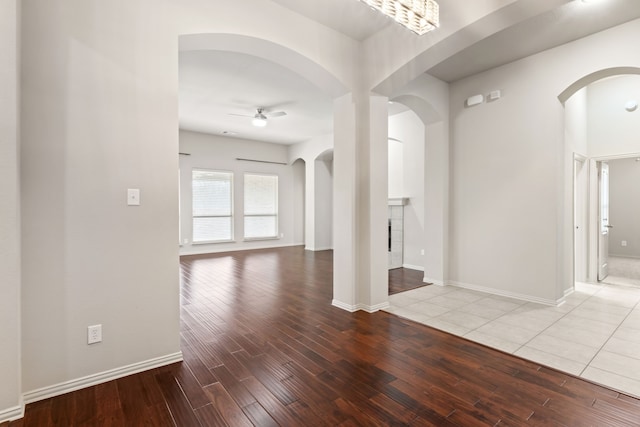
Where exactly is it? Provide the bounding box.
[202,382,253,427]
[155,370,202,426]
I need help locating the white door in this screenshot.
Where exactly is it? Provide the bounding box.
[598,162,610,281]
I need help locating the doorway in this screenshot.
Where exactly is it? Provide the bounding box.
[598,157,640,286]
[580,156,640,286]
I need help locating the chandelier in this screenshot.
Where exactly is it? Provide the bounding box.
[360,0,440,35]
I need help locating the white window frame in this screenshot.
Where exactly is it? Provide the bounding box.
[192,169,234,244]
[243,173,279,241]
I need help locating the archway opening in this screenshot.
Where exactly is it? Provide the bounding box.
[562,68,640,290]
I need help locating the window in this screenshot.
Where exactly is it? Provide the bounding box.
[192,169,233,243]
[244,173,278,239]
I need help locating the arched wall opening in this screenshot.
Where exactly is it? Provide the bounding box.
[178,34,344,259]
[388,79,450,287]
[313,149,334,251]
[180,34,348,98]
[562,68,640,290]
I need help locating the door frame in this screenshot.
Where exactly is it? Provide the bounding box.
[585,153,640,282]
[573,153,588,284]
[598,161,610,281]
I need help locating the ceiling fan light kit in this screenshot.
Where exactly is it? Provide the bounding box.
[252,110,268,127]
[359,0,440,35]
[230,107,287,128]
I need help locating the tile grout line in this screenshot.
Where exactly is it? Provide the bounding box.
[578,283,640,379]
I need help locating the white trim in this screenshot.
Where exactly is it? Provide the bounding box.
[590,151,640,162]
[448,280,563,306]
[332,299,358,312]
[609,253,640,259]
[305,246,333,252]
[402,264,424,271]
[424,276,445,286]
[180,243,303,256]
[388,198,409,206]
[0,402,24,423]
[23,352,183,405]
[360,302,390,313]
[331,300,390,313]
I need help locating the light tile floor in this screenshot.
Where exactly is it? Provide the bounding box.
[385,280,640,398]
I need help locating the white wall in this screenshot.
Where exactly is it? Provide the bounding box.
[314,159,333,250]
[292,159,305,245]
[565,88,589,284]
[389,110,425,270]
[19,0,360,406]
[565,88,588,157]
[609,158,640,258]
[20,0,183,395]
[450,18,640,304]
[0,0,22,421]
[388,139,403,197]
[179,130,304,254]
[588,75,640,158]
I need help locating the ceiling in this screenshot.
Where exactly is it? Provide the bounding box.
[179,0,640,146]
[268,0,392,41]
[179,50,334,145]
[429,0,640,82]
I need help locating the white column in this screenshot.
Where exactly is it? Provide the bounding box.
[332,93,389,312]
[423,120,449,286]
[332,93,358,310]
[304,159,316,251]
[364,95,390,311]
[0,0,23,421]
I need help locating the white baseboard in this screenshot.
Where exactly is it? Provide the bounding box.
[424,276,445,286]
[0,402,24,423]
[332,299,358,312]
[402,264,424,271]
[448,280,562,306]
[180,243,303,256]
[23,351,183,405]
[609,254,640,259]
[360,302,390,313]
[305,246,333,252]
[332,300,390,313]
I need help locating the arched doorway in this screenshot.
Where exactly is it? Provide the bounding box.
[561,68,640,288]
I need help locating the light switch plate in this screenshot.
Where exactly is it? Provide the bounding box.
[127,189,140,206]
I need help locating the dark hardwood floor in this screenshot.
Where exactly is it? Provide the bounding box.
[6,246,640,426]
[389,267,429,295]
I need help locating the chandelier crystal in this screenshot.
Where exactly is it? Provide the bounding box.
[360,0,440,35]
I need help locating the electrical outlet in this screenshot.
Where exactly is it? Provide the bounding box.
[88,324,102,344]
[421,249,425,256]
[622,240,628,247]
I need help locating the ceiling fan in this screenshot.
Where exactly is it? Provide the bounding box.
[229,107,287,127]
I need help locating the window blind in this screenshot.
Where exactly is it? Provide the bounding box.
[192,169,233,242]
[244,173,278,239]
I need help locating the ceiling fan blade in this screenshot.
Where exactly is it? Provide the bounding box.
[227,113,254,118]
[266,111,287,118]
